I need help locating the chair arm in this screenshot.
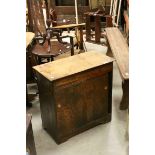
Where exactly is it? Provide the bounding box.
[59,35,74,45]
[35,35,46,45]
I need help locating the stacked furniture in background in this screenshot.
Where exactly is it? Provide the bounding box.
[85,6,112,44]
[27,0,74,65]
[33,51,114,144]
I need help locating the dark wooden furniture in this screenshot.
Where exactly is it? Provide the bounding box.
[52,23,85,50]
[49,0,90,23]
[49,8,71,27]
[27,0,74,65]
[31,40,72,64]
[26,32,35,81]
[26,114,37,155]
[85,12,112,43]
[33,51,114,144]
[105,27,129,110]
[26,32,36,107]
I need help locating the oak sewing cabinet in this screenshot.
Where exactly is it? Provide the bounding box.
[33,51,114,144]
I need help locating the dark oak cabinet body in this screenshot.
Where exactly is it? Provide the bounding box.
[34,51,114,144]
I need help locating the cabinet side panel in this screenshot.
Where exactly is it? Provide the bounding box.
[108,69,113,114]
[36,72,56,138]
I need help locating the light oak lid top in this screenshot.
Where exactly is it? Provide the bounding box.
[26,32,35,48]
[33,51,114,81]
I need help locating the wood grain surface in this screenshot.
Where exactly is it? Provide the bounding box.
[33,51,114,81]
[35,54,114,143]
[105,27,129,80]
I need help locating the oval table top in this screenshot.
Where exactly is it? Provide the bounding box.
[32,40,71,57]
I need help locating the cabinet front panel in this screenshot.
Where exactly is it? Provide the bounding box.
[54,73,109,138]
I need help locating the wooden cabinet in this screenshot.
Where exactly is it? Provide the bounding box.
[34,51,114,144]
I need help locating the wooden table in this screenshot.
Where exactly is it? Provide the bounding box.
[105,27,129,110]
[52,23,85,50]
[32,40,72,64]
[33,51,114,144]
[26,114,37,155]
[85,12,112,43]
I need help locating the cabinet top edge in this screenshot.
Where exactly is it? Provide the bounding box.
[33,51,114,81]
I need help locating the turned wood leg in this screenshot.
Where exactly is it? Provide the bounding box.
[120,80,129,110]
[86,15,91,41]
[79,26,84,50]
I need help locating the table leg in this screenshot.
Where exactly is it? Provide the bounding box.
[95,16,101,43]
[51,56,54,61]
[86,15,91,41]
[26,121,37,155]
[79,26,84,50]
[120,80,129,110]
[70,36,74,56]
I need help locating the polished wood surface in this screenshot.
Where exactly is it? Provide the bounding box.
[105,27,129,110]
[33,51,114,81]
[32,41,71,57]
[34,51,114,144]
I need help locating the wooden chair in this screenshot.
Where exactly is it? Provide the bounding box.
[41,2,85,52]
[27,0,74,65]
[48,7,82,51]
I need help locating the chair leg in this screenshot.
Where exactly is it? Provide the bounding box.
[70,37,74,56]
[51,56,54,61]
[120,80,129,110]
